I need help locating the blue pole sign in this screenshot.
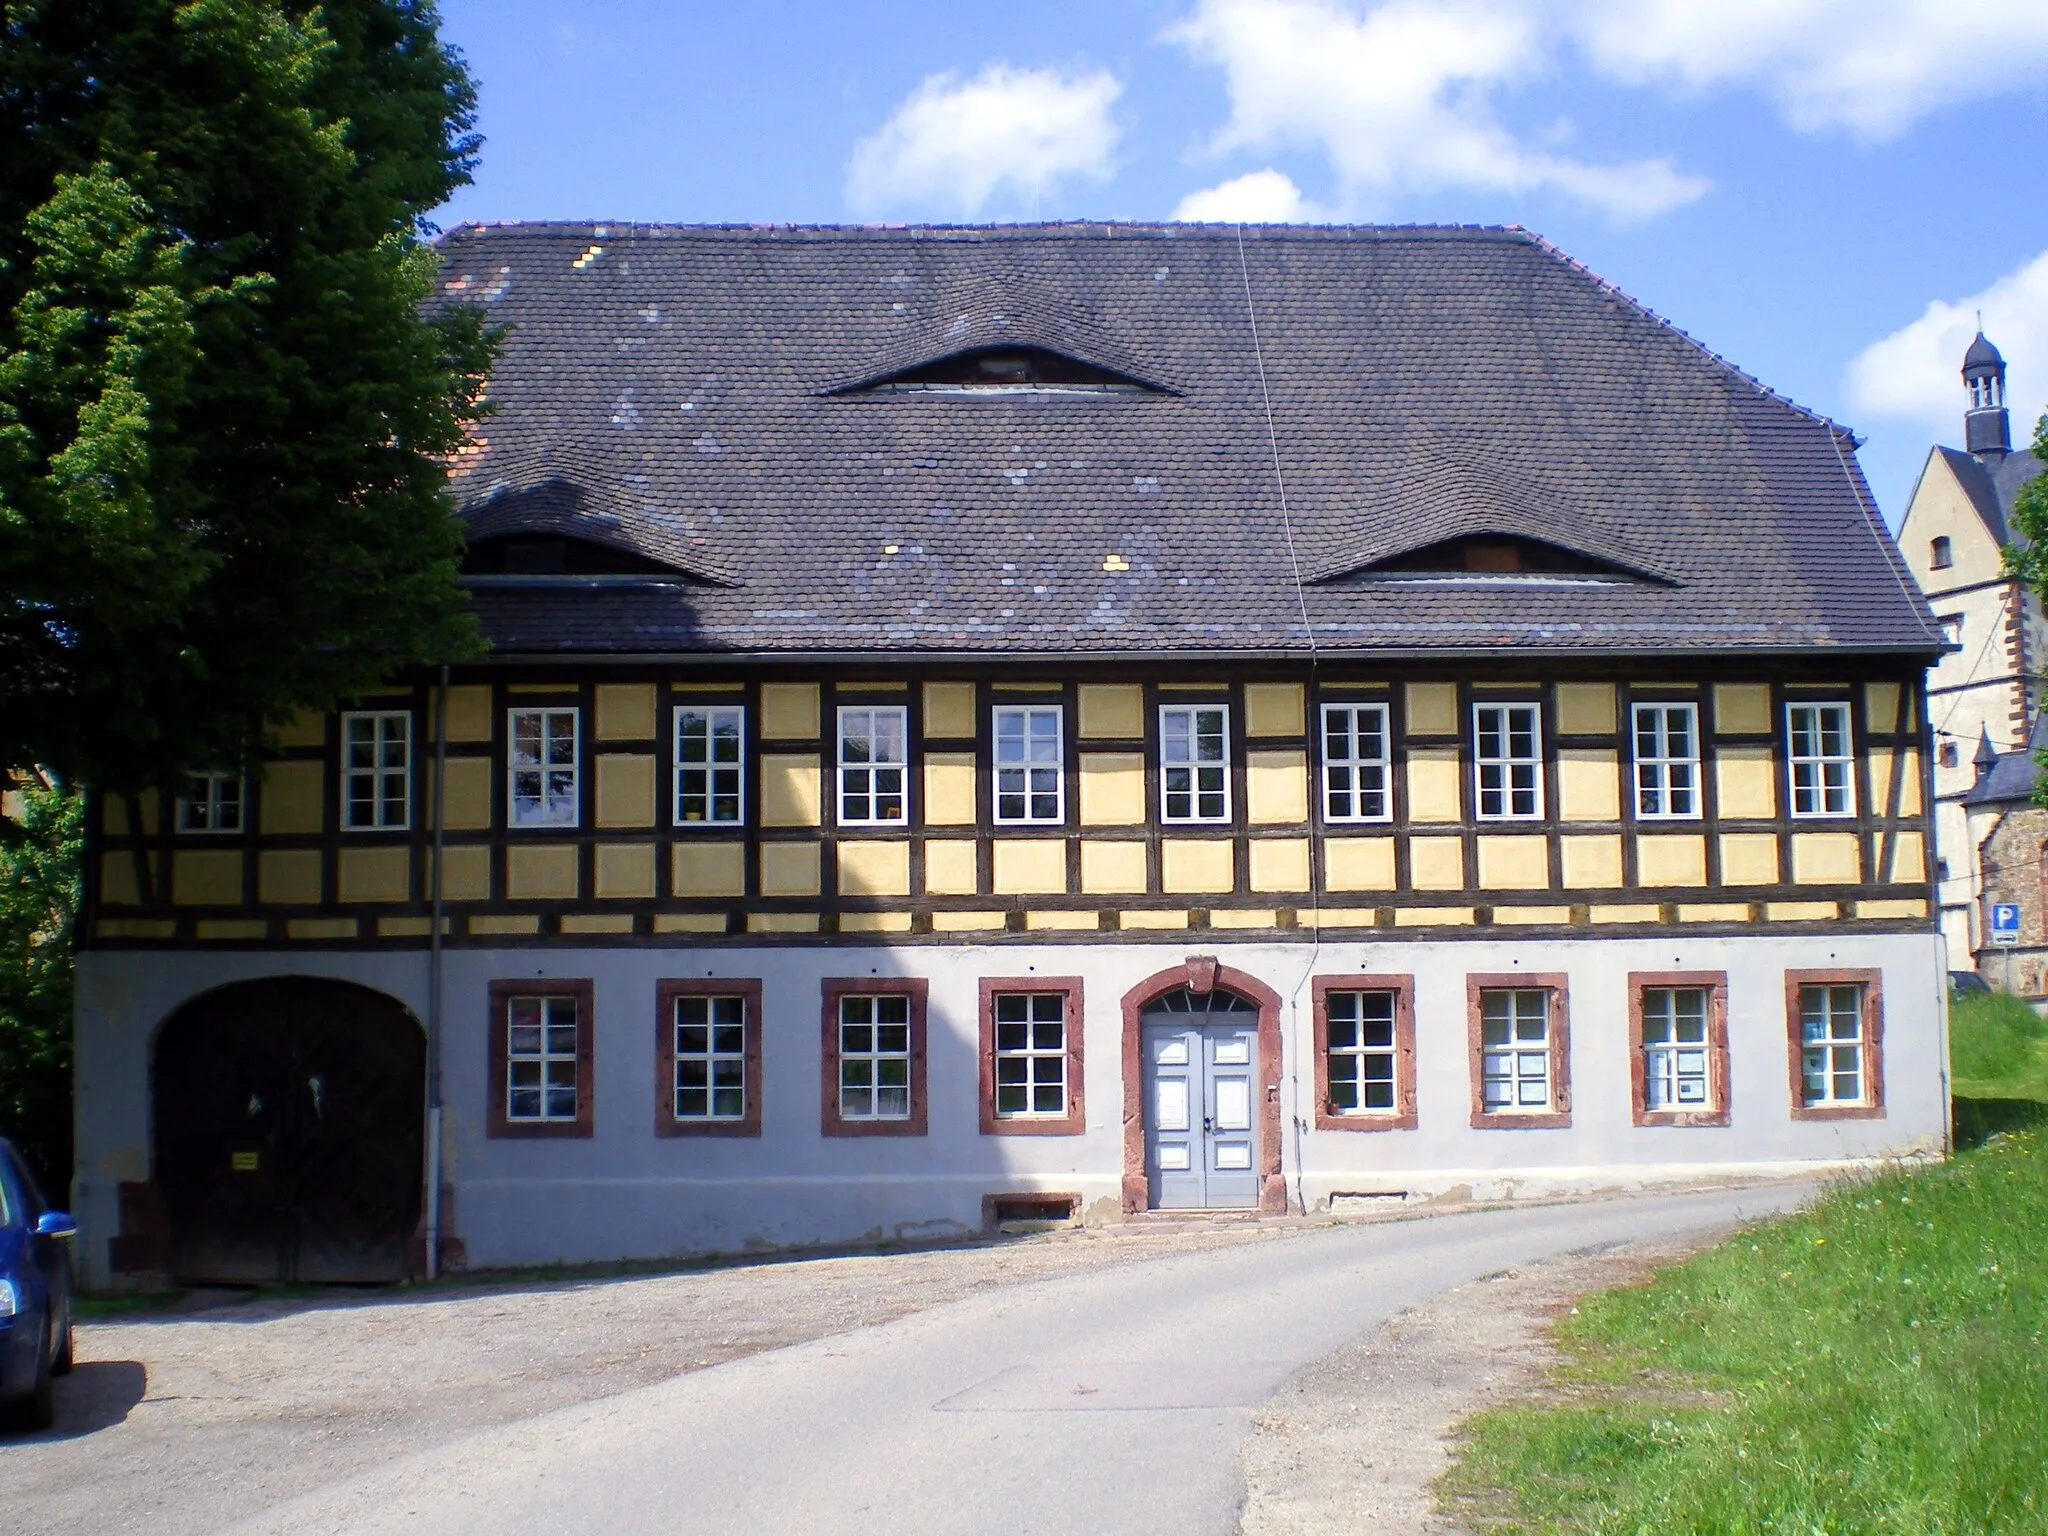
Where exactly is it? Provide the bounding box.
[1990,903,2022,946]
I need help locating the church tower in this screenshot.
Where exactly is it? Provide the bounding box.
[1964,330,2012,459]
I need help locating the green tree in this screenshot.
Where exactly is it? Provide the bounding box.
[2005,410,2048,805]
[0,0,493,793]
[0,775,82,1194]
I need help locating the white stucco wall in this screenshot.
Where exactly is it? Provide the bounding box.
[72,929,1948,1283]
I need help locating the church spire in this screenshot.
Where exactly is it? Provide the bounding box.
[1963,329,2011,460]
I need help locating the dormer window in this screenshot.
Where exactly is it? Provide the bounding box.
[1325,533,1663,587]
[1931,536,1953,570]
[853,345,1158,396]
[463,533,679,577]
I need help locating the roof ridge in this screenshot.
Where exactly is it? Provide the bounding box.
[433,219,1535,243]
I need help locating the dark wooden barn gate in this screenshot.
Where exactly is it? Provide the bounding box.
[154,978,424,1284]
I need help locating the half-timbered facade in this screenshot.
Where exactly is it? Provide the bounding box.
[71,223,1947,1285]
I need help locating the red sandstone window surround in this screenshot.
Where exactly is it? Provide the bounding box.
[1785,969,1885,1121]
[655,978,763,1137]
[1628,971,1730,1128]
[820,977,929,1137]
[978,977,1085,1135]
[487,978,594,1139]
[1312,975,1417,1131]
[1466,974,1571,1129]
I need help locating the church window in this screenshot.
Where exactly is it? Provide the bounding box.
[1931,536,1953,570]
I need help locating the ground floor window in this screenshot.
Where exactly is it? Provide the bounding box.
[1629,973,1730,1126]
[1467,975,1571,1128]
[657,979,763,1137]
[979,978,1085,1134]
[1313,976,1416,1130]
[821,979,929,1136]
[1787,970,1884,1118]
[487,980,593,1138]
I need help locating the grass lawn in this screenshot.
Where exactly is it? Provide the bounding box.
[1441,992,2048,1535]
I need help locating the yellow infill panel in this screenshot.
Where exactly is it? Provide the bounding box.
[923,754,976,825]
[759,755,822,827]
[1590,904,1662,923]
[1555,683,1616,735]
[172,850,245,906]
[378,916,449,937]
[594,683,657,740]
[838,840,911,897]
[260,760,326,834]
[1324,837,1395,891]
[430,757,491,832]
[1243,682,1304,738]
[1636,834,1707,888]
[1078,753,1146,824]
[337,846,410,903]
[1718,832,1779,885]
[1077,684,1144,739]
[1210,909,1278,929]
[1162,839,1235,894]
[1120,910,1189,930]
[759,683,820,739]
[594,755,657,827]
[1307,907,1380,928]
[993,839,1068,895]
[841,912,915,933]
[1403,682,1458,736]
[97,851,153,906]
[430,845,491,901]
[653,913,727,933]
[932,911,1005,932]
[274,712,328,748]
[1856,898,1927,919]
[195,919,267,940]
[759,842,821,897]
[1394,907,1475,927]
[1559,835,1623,889]
[1713,746,1776,819]
[1679,902,1751,922]
[1493,905,1571,925]
[1080,840,1148,894]
[923,840,979,896]
[1249,838,1310,892]
[673,840,745,898]
[469,914,541,936]
[97,919,175,940]
[436,685,492,743]
[1556,749,1620,822]
[594,843,657,899]
[1864,681,1902,732]
[922,681,977,738]
[259,849,323,905]
[289,917,359,940]
[506,844,578,901]
[1712,683,1772,735]
[1247,751,1308,824]
[1405,749,1462,822]
[1476,835,1549,891]
[1408,837,1466,890]
[1766,901,1838,922]
[561,913,635,934]
[1790,832,1862,885]
[1885,831,1927,884]
[1026,910,1100,931]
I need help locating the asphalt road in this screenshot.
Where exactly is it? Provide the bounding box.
[221,1184,1811,1536]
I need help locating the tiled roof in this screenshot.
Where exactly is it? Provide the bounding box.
[1935,445,2044,548]
[435,222,1941,660]
[1966,716,2048,807]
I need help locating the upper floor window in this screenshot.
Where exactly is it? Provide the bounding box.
[1632,703,1701,820]
[1321,703,1391,822]
[1786,702,1855,818]
[993,706,1064,824]
[1930,536,1953,570]
[509,707,580,828]
[1473,703,1543,821]
[675,705,745,825]
[178,774,244,834]
[837,706,908,825]
[1160,705,1230,823]
[341,711,411,830]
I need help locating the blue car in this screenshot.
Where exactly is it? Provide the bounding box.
[0,1138,74,1432]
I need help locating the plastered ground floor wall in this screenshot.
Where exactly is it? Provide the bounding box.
[71,929,1949,1284]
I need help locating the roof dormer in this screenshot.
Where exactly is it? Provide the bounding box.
[825,343,1170,397]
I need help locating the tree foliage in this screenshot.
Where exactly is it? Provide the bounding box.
[2003,410,2048,805]
[0,0,493,791]
[0,774,81,1194]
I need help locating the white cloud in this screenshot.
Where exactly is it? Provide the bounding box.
[1847,249,2048,448]
[1173,168,1323,221]
[1167,0,1711,222]
[1165,0,2048,223]
[847,64,1122,215]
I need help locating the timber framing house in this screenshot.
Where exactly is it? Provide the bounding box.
[73,223,1947,1285]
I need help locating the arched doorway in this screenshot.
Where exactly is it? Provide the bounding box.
[1120,959,1286,1215]
[154,978,424,1284]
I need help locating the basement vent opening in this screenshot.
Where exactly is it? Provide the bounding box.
[1327,1190,1420,1214]
[984,1192,1082,1233]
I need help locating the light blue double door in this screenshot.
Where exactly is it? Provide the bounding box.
[1142,994,1260,1209]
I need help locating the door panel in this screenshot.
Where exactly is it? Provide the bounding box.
[155,980,423,1285]
[1145,1026,1204,1209]
[1142,1002,1261,1210]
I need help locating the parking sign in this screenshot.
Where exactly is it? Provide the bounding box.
[1991,903,2022,946]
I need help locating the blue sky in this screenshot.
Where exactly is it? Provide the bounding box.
[433,0,2048,522]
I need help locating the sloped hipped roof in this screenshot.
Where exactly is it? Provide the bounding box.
[433,221,1939,659]
[1931,444,2044,548]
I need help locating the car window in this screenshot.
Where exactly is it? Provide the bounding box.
[0,1147,43,1221]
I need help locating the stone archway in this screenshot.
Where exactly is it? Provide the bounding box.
[1120,956,1287,1215]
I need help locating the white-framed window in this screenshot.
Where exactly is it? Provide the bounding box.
[1632,703,1701,820]
[674,705,745,825]
[1799,983,1867,1107]
[505,995,579,1123]
[509,707,580,827]
[1160,704,1230,823]
[1473,703,1543,821]
[1479,988,1551,1111]
[1642,986,1711,1110]
[992,992,1067,1117]
[1786,702,1855,818]
[837,706,908,826]
[673,994,746,1121]
[838,993,912,1120]
[993,706,1064,824]
[178,773,244,834]
[1321,703,1391,822]
[341,710,412,830]
[1325,990,1398,1114]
